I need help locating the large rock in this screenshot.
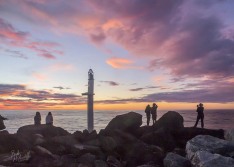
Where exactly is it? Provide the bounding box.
[140,128,176,151]
[191,151,234,167]
[0,134,29,154]
[163,152,191,167]
[225,129,234,142]
[17,124,70,138]
[174,127,224,148]
[153,111,184,131]
[186,135,234,160]
[105,112,142,132]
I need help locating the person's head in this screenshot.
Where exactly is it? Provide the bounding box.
[48,112,52,115]
[36,112,40,116]
[153,103,156,106]
[199,103,203,107]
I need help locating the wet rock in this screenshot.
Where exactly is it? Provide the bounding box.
[140,128,176,151]
[186,135,234,160]
[225,129,234,142]
[0,115,7,131]
[163,152,191,167]
[17,125,70,138]
[105,112,142,132]
[153,111,184,131]
[191,150,234,167]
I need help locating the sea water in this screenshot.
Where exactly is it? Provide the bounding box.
[1,109,234,134]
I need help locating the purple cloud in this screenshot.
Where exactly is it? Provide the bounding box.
[100,81,119,86]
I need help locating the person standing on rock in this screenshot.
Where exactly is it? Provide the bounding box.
[0,114,7,130]
[145,104,151,126]
[34,112,41,125]
[194,103,204,128]
[46,112,53,125]
[151,103,158,125]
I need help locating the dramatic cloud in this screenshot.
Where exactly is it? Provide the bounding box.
[100,81,119,86]
[4,0,232,79]
[0,18,62,59]
[0,84,85,109]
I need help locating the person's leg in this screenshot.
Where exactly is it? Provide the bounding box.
[201,114,204,128]
[146,115,150,126]
[194,115,200,127]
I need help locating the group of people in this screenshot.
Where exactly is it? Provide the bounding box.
[145,103,158,126]
[34,112,53,125]
[145,103,205,128]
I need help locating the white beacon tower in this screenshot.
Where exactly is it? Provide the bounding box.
[82,69,94,132]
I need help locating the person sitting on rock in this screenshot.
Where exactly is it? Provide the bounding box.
[151,103,158,125]
[0,115,7,130]
[145,104,151,126]
[46,112,53,125]
[194,103,204,128]
[34,112,41,125]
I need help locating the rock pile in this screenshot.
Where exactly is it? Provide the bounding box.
[0,111,232,167]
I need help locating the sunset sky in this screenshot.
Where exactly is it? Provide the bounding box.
[0,0,234,110]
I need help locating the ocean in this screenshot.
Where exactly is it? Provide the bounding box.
[1,109,234,134]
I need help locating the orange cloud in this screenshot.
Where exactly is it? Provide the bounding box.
[106,57,133,69]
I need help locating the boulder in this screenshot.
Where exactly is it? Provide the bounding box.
[225,129,234,142]
[17,124,70,138]
[191,150,234,167]
[153,111,184,131]
[174,127,224,148]
[0,150,31,166]
[124,141,164,166]
[49,135,78,147]
[73,130,85,142]
[140,128,176,151]
[186,135,234,160]
[33,134,45,145]
[0,134,29,154]
[105,112,142,132]
[99,136,119,152]
[163,152,191,167]
[0,130,9,136]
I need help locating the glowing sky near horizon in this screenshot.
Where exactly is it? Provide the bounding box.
[0,0,234,110]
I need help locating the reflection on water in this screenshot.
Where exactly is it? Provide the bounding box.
[1,109,234,134]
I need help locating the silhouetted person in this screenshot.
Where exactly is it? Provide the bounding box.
[0,115,7,130]
[34,112,41,125]
[151,103,158,125]
[145,104,151,126]
[46,112,53,125]
[194,103,204,128]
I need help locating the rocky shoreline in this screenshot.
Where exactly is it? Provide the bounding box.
[0,111,233,167]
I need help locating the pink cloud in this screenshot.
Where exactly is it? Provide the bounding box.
[0,18,62,59]
[106,57,133,69]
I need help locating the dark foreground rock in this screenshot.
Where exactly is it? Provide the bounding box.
[186,135,234,160]
[0,111,231,167]
[163,152,191,167]
[17,124,70,138]
[105,111,142,132]
[191,150,234,167]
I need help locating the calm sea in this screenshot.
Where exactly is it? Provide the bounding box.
[1,110,234,134]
